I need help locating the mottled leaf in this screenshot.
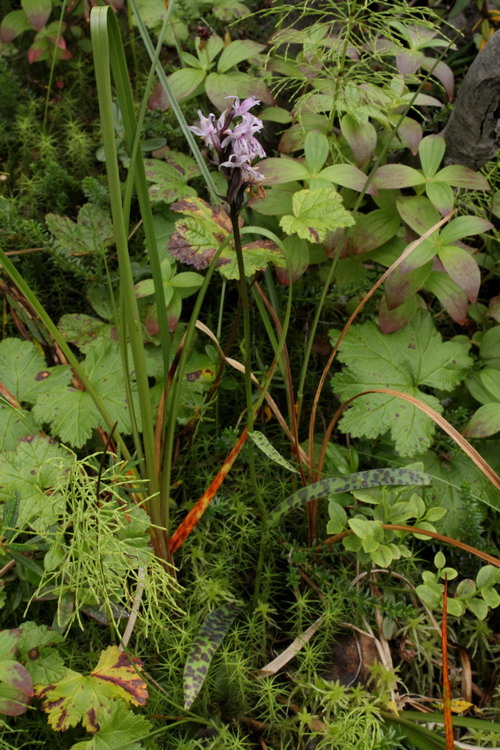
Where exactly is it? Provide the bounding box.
[331,311,472,455]
[143,157,199,204]
[184,603,241,709]
[268,468,431,528]
[36,646,147,733]
[58,314,117,353]
[169,197,285,278]
[249,431,298,473]
[280,188,354,243]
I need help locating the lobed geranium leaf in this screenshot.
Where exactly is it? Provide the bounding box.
[0,338,71,405]
[36,646,148,733]
[331,311,472,455]
[58,314,117,353]
[143,158,199,204]
[46,204,114,257]
[280,188,354,243]
[184,602,242,709]
[0,437,73,531]
[70,703,153,750]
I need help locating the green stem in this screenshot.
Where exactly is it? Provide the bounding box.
[229,206,267,604]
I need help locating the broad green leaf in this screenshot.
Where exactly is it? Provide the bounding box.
[389,115,422,154]
[425,271,468,323]
[249,431,298,473]
[184,602,241,709]
[0,406,41,452]
[319,164,377,193]
[349,209,401,255]
[327,501,348,534]
[425,181,454,215]
[438,216,492,245]
[463,403,500,438]
[280,188,354,243]
[434,165,490,190]
[35,646,148,732]
[0,338,71,405]
[143,157,199,203]
[213,0,250,21]
[21,0,51,30]
[169,197,285,278]
[437,245,480,302]
[258,157,310,184]
[165,68,206,104]
[46,204,114,257]
[33,341,141,447]
[373,164,425,189]
[340,114,377,165]
[268,468,431,527]
[275,235,309,284]
[418,135,445,178]
[396,196,440,236]
[0,437,73,531]
[217,40,265,73]
[70,703,153,750]
[58,314,116,353]
[304,130,329,174]
[331,311,472,455]
[205,72,273,111]
[0,10,31,42]
[250,186,294,216]
[478,369,500,402]
[480,326,500,368]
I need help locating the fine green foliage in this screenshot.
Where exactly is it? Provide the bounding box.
[331,311,472,455]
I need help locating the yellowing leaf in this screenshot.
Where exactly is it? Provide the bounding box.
[35,646,147,733]
[433,699,473,714]
[279,188,354,243]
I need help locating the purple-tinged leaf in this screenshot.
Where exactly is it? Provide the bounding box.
[425,181,454,215]
[391,116,422,155]
[396,49,425,75]
[418,135,445,178]
[21,0,51,31]
[319,164,377,194]
[372,164,424,189]
[379,294,419,334]
[487,295,500,323]
[463,403,500,438]
[401,92,443,107]
[0,10,30,42]
[258,157,310,185]
[425,271,468,324]
[349,209,401,255]
[385,262,432,309]
[438,245,480,302]
[396,196,440,235]
[439,216,493,244]
[400,238,437,273]
[421,57,454,100]
[340,115,377,166]
[0,661,33,716]
[434,165,490,190]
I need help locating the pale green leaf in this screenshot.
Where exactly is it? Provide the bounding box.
[249,431,298,473]
[280,188,354,243]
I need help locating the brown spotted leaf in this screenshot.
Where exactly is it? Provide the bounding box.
[169,197,285,279]
[184,603,242,709]
[35,646,147,733]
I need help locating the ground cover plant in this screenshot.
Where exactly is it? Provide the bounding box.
[1,0,500,747]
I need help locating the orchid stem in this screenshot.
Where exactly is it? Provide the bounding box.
[230,206,267,605]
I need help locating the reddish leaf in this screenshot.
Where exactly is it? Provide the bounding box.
[0,10,30,42]
[21,0,51,31]
[0,661,33,716]
[392,116,423,155]
[378,294,419,334]
[425,271,468,324]
[438,245,480,302]
[349,209,400,255]
[340,115,377,166]
[487,295,500,323]
[373,164,424,189]
[434,165,490,190]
